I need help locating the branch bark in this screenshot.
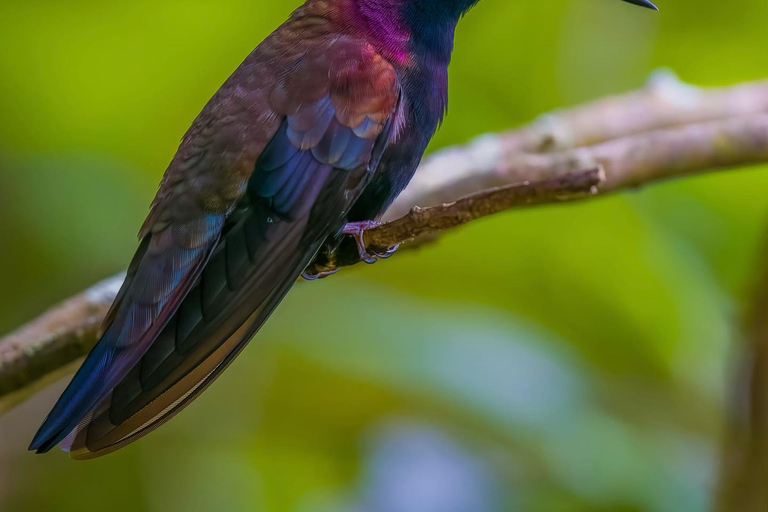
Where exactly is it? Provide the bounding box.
[2,72,768,411]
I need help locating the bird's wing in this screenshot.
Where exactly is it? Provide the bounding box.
[30,34,401,458]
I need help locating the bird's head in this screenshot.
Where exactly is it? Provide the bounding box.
[348,0,657,65]
[398,0,657,24]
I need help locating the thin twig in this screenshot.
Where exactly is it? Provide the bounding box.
[309,113,768,272]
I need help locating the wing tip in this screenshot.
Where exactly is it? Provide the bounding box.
[30,411,106,459]
[27,357,108,455]
[28,423,69,454]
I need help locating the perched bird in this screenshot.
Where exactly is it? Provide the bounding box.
[30,0,657,459]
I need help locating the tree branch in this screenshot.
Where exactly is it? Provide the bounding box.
[2,72,768,411]
[386,70,768,219]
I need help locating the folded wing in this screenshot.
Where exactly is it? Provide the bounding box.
[30,35,401,458]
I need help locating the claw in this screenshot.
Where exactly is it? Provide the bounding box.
[377,244,399,259]
[341,221,398,264]
[301,268,339,281]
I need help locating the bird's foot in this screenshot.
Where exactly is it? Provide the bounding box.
[341,221,399,264]
[301,268,339,281]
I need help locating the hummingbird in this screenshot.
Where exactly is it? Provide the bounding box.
[30,0,657,458]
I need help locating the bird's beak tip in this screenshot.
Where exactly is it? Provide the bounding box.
[623,0,659,10]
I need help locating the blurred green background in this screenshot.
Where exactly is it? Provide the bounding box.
[0,0,766,511]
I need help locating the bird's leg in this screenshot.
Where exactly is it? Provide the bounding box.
[302,221,399,280]
[341,221,399,264]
